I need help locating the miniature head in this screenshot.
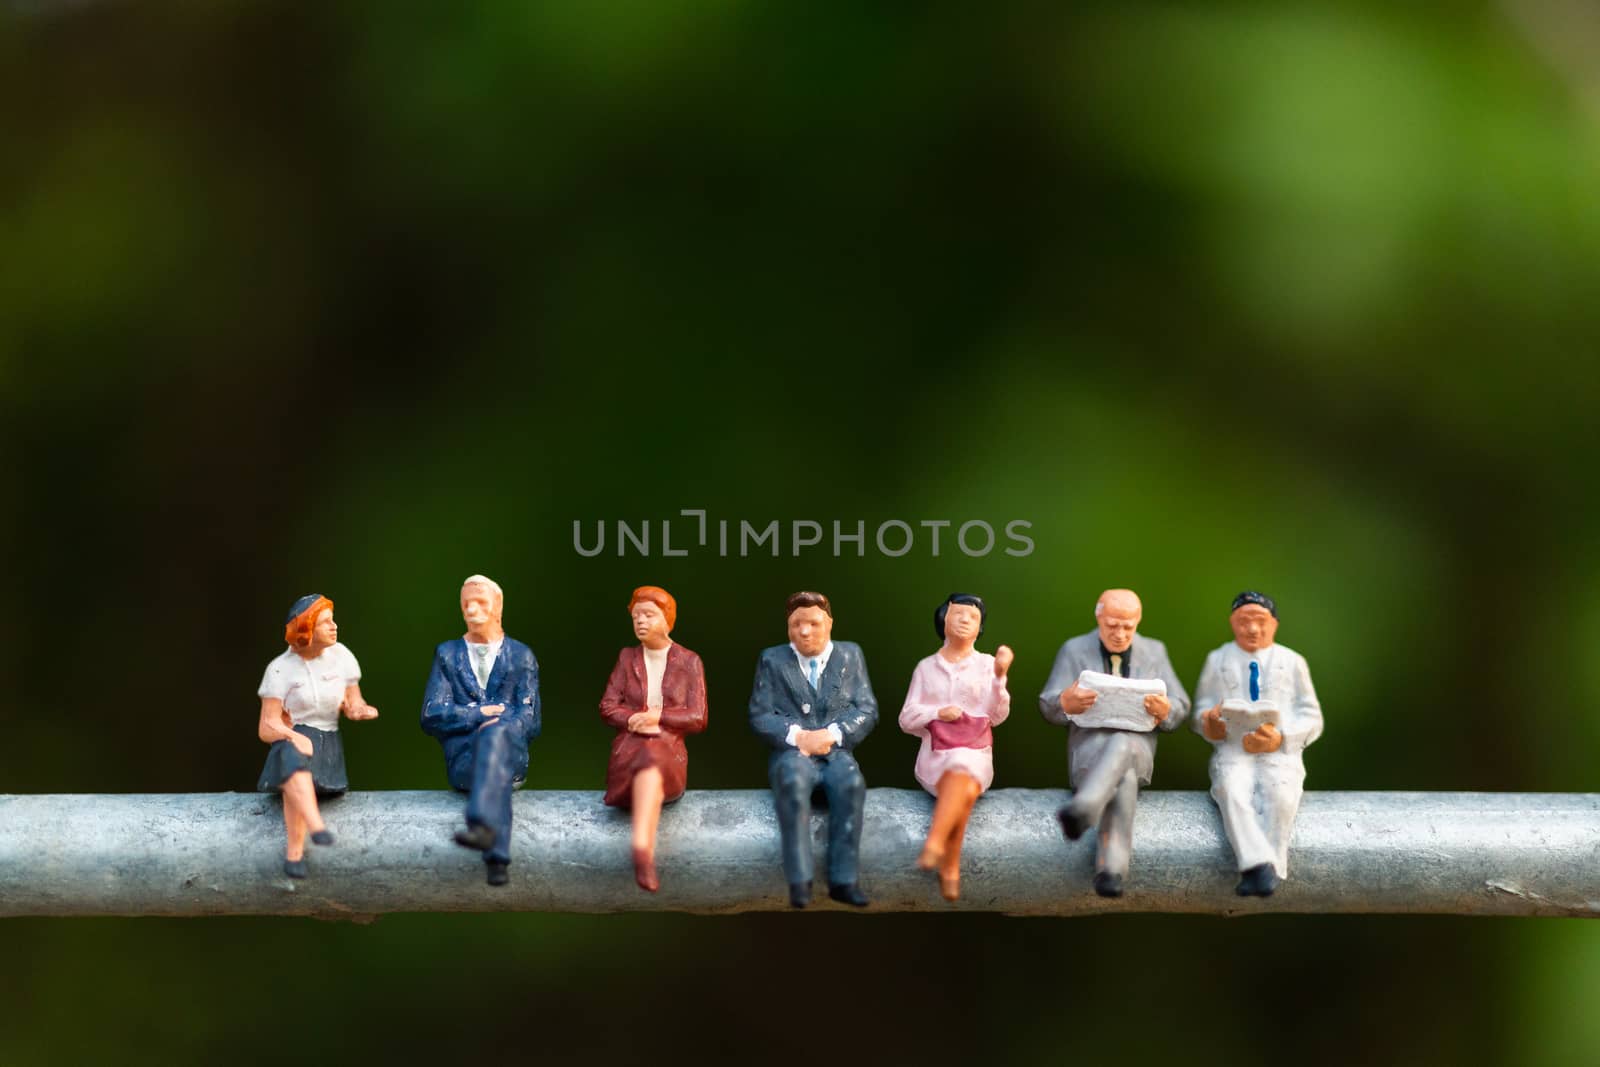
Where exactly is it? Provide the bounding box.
[460,575,505,641]
[1094,589,1142,654]
[628,585,676,649]
[785,591,833,657]
[934,592,986,644]
[1229,591,1278,653]
[284,594,336,652]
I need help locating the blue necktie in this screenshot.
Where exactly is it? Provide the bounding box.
[1249,661,1260,701]
[808,659,820,690]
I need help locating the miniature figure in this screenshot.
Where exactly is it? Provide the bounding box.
[598,585,708,892]
[898,593,1012,901]
[256,594,379,879]
[749,591,879,908]
[1038,589,1190,898]
[1192,591,1323,897]
[420,575,541,886]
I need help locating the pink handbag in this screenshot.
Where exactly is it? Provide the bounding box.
[927,713,993,751]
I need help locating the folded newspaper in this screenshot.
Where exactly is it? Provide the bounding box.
[1217,699,1281,740]
[1070,670,1166,732]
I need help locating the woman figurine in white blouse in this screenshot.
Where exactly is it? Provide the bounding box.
[898,593,1012,901]
[256,594,379,879]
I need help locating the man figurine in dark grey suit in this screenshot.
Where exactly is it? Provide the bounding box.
[749,591,879,909]
[1038,588,1190,898]
[421,574,542,886]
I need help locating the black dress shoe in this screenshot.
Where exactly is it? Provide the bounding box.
[454,823,496,852]
[1235,863,1280,897]
[1057,804,1090,842]
[310,830,334,846]
[1092,870,1125,898]
[283,858,308,879]
[789,881,812,909]
[828,882,869,907]
[485,860,510,887]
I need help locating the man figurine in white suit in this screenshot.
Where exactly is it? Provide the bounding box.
[1193,591,1323,897]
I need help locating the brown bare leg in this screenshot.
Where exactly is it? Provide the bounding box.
[631,767,664,892]
[919,771,976,870]
[939,774,982,901]
[282,770,321,862]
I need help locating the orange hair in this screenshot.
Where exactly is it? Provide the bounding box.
[284,595,334,648]
[627,585,677,630]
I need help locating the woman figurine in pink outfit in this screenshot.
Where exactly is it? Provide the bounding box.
[898,593,1012,901]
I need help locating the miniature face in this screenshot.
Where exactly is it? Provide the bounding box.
[1230,604,1278,652]
[461,583,502,636]
[631,599,671,647]
[310,609,338,651]
[943,603,982,646]
[1096,603,1140,654]
[787,606,833,657]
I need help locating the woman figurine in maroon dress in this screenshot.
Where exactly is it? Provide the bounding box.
[598,585,708,892]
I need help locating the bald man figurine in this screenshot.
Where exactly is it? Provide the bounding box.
[1039,589,1190,897]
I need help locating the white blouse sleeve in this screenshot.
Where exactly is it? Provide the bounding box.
[336,643,362,685]
[258,657,289,701]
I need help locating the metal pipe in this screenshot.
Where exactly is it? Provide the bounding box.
[2,789,1596,918]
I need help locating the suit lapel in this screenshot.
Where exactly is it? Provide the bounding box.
[778,650,813,712]
[453,640,482,700]
[815,646,844,709]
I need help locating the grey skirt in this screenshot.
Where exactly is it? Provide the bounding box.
[257,725,349,796]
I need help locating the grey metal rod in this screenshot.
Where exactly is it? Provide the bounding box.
[2,789,1596,918]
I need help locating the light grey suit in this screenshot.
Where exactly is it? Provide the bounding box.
[1038,631,1191,879]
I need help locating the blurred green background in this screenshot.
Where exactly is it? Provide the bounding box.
[5,0,1600,1064]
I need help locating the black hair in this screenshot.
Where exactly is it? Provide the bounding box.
[1230,590,1277,617]
[934,592,987,640]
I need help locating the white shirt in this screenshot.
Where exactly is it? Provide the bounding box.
[785,640,843,749]
[643,643,671,710]
[466,637,504,690]
[258,643,361,732]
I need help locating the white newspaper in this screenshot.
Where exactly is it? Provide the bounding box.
[1218,699,1281,741]
[1071,670,1166,732]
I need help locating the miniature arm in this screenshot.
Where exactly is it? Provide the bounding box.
[258,697,297,744]
[1152,642,1190,732]
[898,662,941,735]
[1277,655,1323,753]
[504,648,542,743]
[986,660,1012,726]
[659,653,708,734]
[420,651,484,738]
[1191,652,1226,742]
[1037,643,1079,727]
[598,653,634,729]
[748,655,791,750]
[832,648,879,749]
[341,684,379,721]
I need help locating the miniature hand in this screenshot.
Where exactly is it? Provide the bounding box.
[480,704,504,718]
[796,729,836,757]
[993,645,1014,677]
[627,709,663,735]
[1200,706,1227,741]
[346,703,380,721]
[290,733,315,758]
[1242,723,1283,754]
[1143,693,1170,725]
[936,705,964,722]
[1059,684,1098,715]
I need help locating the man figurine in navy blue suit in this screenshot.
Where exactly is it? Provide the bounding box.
[749,591,878,909]
[421,574,541,886]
